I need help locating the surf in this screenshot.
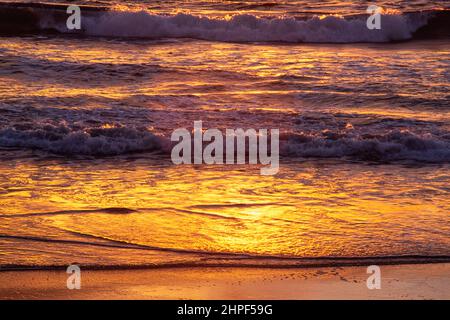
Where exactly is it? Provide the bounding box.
[0,2,449,42]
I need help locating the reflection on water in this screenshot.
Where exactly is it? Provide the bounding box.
[0,12,449,268]
[0,156,449,267]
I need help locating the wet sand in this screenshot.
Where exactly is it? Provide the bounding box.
[0,263,449,300]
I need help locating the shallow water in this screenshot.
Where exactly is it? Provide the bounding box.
[1,157,449,268]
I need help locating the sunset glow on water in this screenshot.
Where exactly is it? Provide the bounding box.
[0,0,449,270]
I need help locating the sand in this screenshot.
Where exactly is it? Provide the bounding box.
[0,263,449,300]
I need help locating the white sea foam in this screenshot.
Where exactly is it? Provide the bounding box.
[1,115,449,163]
[281,130,450,162]
[0,124,165,156]
[280,112,450,162]
[77,10,429,43]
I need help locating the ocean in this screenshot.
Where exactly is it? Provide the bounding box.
[0,0,449,270]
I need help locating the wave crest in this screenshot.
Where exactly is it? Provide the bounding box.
[1,3,448,42]
[81,10,429,43]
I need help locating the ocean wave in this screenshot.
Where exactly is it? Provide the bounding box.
[281,130,450,162]
[280,112,450,162]
[1,113,449,163]
[81,11,429,43]
[0,52,165,83]
[0,123,166,156]
[0,2,448,42]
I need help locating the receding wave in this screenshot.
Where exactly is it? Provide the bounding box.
[0,2,449,42]
[0,207,137,218]
[2,228,450,270]
[2,254,450,271]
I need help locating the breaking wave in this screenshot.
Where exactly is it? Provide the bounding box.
[80,11,429,43]
[280,113,450,162]
[1,113,449,163]
[0,123,166,156]
[1,2,449,42]
[281,130,450,162]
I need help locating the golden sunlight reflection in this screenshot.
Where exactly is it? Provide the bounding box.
[3,38,448,126]
[0,159,449,264]
[1,26,449,270]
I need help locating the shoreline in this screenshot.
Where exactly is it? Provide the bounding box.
[1,263,449,299]
[2,256,450,272]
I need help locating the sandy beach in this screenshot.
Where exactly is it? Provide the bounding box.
[1,263,449,300]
